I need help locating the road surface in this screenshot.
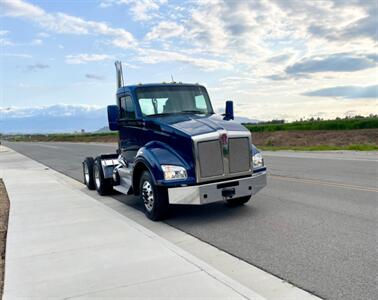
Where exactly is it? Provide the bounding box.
[4,142,378,300]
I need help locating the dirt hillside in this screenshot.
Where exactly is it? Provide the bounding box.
[252,129,378,147]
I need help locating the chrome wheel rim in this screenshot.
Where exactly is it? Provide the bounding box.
[84,163,89,184]
[94,166,101,189]
[142,181,154,212]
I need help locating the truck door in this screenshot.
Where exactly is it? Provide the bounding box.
[118,94,141,162]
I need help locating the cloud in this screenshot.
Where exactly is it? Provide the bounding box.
[0,0,44,17]
[31,38,43,45]
[0,38,13,46]
[0,30,12,45]
[0,104,107,133]
[264,74,287,81]
[340,14,377,41]
[285,53,376,74]
[26,63,50,71]
[178,0,376,63]
[0,0,135,48]
[309,0,378,42]
[65,54,112,64]
[85,73,105,80]
[128,0,165,21]
[145,21,185,40]
[266,54,291,64]
[303,85,377,99]
[366,53,377,62]
[100,0,166,21]
[136,49,232,71]
[1,53,31,58]
[37,32,50,38]
[1,0,377,121]
[1,104,104,118]
[185,2,229,54]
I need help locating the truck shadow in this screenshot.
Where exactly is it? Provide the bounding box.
[111,192,256,224]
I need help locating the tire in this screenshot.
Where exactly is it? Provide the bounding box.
[226,195,251,207]
[139,171,169,221]
[93,158,113,195]
[83,157,95,190]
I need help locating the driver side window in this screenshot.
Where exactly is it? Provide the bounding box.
[120,95,135,120]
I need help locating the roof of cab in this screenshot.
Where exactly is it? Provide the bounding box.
[116,82,204,94]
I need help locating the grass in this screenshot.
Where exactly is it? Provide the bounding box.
[245,116,378,132]
[2,116,377,151]
[259,144,378,151]
[5,132,118,142]
[0,179,10,298]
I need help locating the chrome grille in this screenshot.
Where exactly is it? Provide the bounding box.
[228,137,250,173]
[193,131,252,183]
[198,140,223,178]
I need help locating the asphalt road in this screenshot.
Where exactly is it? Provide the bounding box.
[4,141,378,300]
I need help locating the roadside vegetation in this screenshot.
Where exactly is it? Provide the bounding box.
[2,132,118,143]
[1,115,377,151]
[245,115,378,132]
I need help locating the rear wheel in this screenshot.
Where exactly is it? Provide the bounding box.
[83,157,95,190]
[226,195,251,206]
[140,171,169,221]
[93,158,113,195]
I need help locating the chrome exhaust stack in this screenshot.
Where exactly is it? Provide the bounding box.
[115,60,124,89]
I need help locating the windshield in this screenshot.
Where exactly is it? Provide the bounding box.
[136,85,213,117]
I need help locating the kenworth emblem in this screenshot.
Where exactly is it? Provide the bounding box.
[220,133,229,155]
[220,133,228,145]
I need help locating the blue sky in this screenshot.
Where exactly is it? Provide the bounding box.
[0,0,377,132]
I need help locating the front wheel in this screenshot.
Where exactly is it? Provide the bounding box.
[140,171,169,221]
[226,195,251,207]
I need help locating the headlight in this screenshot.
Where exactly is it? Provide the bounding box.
[161,165,187,180]
[252,152,264,168]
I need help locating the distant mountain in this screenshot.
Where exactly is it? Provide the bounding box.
[0,104,107,134]
[96,126,110,133]
[234,116,259,124]
[214,107,259,124]
[0,104,259,134]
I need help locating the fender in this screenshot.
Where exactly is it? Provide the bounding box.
[133,141,196,188]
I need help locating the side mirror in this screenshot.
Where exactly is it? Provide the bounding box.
[224,100,234,120]
[107,105,120,131]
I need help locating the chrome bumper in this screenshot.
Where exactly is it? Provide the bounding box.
[168,171,267,205]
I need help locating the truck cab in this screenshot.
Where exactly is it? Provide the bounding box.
[83,65,267,220]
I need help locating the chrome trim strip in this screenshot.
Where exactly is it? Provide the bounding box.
[168,171,266,205]
[101,159,118,167]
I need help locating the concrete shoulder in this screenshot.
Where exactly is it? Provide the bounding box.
[0,146,264,299]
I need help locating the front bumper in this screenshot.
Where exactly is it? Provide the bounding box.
[167,171,267,205]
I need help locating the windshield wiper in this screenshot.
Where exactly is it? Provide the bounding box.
[146,110,206,117]
[180,110,206,114]
[146,112,176,117]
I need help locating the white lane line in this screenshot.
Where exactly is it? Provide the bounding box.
[270,174,378,193]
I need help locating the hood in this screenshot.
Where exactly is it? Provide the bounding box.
[151,114,249,136]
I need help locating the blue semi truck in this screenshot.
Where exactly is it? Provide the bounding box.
[83,62,267,220]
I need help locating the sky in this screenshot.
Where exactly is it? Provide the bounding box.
[0,0,377,132]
